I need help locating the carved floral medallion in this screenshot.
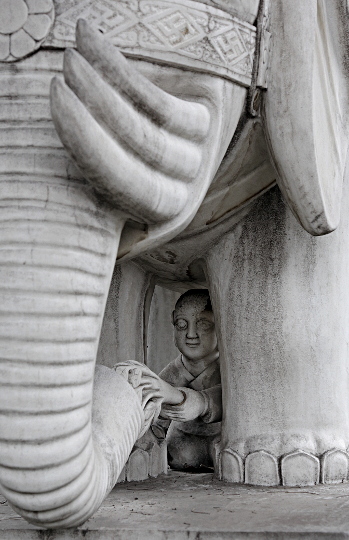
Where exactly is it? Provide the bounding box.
[0,0,54,62]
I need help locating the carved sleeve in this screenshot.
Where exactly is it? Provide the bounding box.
[200,385,222,423]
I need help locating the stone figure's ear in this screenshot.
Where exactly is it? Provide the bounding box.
[263,0,349,235]
[172,311,176,326]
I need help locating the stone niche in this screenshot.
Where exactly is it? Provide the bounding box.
[98,283,179,483]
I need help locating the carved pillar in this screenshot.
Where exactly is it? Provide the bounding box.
[205,177,349,486]
[146,285,180,374]
[97,261,153,367]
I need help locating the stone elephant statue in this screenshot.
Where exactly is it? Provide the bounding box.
[0,0,349,529]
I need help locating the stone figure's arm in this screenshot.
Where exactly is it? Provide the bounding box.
[157,359,221,422]
[157,357,198,414]
[161,387,207,422]
[200,385,222,423]
[161,384,222,423]
[115,360,189,413]
[157,378,184,406]
[116,361,205,422]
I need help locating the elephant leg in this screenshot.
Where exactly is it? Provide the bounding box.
[205,177,349,486]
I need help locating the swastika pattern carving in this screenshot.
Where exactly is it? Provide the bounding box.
[46,0,256,87]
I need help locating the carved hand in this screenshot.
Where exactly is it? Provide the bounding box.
[157,378,184,406]
[113,360,165,438]
[161,387,206,422]
[50,19,245,256]
[50,19,210,225]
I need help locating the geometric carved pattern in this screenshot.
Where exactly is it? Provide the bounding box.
[46,0,256,87]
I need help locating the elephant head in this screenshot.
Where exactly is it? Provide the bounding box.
[0,0,349,530]
[0,9,249,528]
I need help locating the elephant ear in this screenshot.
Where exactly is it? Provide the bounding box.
[263,0,349,235]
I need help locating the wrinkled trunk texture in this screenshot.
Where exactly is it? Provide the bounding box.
[0,50,143,528]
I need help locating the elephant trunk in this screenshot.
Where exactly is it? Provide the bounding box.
[0,173,144,527]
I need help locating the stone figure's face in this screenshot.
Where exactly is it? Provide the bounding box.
[173,299,218,362]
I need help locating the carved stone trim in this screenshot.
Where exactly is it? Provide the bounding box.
[0,0,54,62]
[220,448,349,487]
[212,438,222,479]
[281,450,320,487]
[321,449,349,485]
[46,0,256,87]
[245,450,279,486]
[220,448,244,482]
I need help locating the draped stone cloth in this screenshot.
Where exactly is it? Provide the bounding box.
[156,355,222,468]
[160,354,222,433]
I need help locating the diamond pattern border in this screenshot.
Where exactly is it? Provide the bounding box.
[46,0,256,87]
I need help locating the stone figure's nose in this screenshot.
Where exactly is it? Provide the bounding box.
[186,321,199,339]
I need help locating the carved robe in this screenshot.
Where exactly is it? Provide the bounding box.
[158,354,222,469]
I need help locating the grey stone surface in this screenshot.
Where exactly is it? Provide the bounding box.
[205,181,349,483]
[97,261,153,368]
[220,449,243,483]
[146,285,180,375]
[2,0,349,530]
[321,450,349,485]
[245,451,279,486]
[126,448,150,482]
[2,472,349,538]
[281,451,320,487]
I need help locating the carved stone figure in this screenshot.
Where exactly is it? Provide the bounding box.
[153,289,222,470]
[1,0,349,531]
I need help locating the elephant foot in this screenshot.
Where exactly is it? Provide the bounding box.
[219,444,349,487]
[117,429,168,483]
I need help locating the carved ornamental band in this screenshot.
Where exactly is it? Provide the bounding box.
[46,0,256,87]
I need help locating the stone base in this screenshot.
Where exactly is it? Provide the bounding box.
[2,472,349,538]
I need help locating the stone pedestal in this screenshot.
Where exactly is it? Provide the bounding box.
[205,181,349,486]
[2,472,349,539]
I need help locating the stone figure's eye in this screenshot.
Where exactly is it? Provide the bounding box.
[197,319,214,332]
[175,319,188,330]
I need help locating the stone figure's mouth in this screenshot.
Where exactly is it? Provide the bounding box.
[186,341,200,347]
